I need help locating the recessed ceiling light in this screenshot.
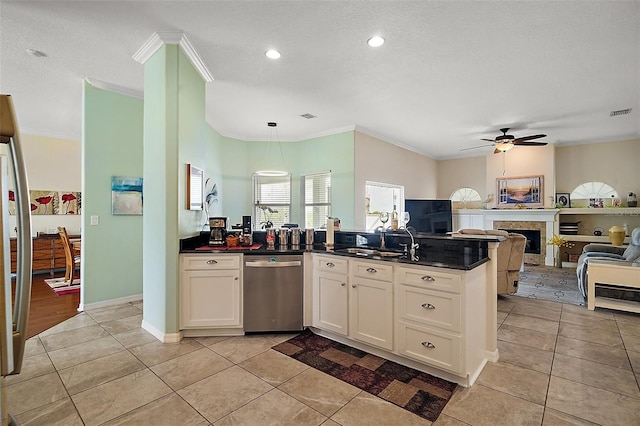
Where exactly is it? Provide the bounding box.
[26,48,47,58]
[265,49,281,59]
[367,36,385,47]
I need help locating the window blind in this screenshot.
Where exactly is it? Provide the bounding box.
[253,174,291,229]
[303,171,331,229]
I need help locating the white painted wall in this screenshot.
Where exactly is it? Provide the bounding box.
[437,156,486,201]
[556,138,640,205]
[485,144,556,208]
[354,131,437,230]
[0,134,82,237]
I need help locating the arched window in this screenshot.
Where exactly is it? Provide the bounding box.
[450,187,481,209]
[570,182,618,208]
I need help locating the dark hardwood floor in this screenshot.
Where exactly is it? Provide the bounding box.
[13,273,80,339]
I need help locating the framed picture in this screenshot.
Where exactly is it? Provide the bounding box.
[186,164,204,211]
[496,175,543,208]
[589,198,604,208]
[556,193,570,208]
[112,176,143,215]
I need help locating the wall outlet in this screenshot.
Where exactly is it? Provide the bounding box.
[90,215,99,226]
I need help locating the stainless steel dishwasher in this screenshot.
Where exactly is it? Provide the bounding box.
[243,254,304,332]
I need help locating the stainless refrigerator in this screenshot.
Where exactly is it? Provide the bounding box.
[0,94,33,425]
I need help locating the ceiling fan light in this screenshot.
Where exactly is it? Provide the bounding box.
[495,143,514,152]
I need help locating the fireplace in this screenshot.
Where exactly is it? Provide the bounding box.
[456,209,559,266]
[501,229,541,254]
[493,219,548,266]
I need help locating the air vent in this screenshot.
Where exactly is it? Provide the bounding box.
[26,49,47,58]
[300,113,317,119]
[610,108,632,117]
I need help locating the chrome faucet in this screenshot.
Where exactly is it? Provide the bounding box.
[402,227,419,262]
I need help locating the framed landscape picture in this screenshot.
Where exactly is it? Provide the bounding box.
[497,175,543,208]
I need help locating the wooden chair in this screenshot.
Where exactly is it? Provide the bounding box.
[57,226,80,285]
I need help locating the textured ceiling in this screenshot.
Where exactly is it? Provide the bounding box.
[1,1,638,159]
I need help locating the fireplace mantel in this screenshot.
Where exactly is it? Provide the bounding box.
[453,209,560,266]
[482,208,560,222]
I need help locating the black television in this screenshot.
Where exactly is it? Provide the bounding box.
[404,199,453,234]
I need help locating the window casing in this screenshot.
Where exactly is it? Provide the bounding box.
[365,181,404,232]
[253,174,291,229]
[303,172,331,229]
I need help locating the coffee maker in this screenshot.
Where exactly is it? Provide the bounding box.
[209,217,228,246]
[241,215,253,246]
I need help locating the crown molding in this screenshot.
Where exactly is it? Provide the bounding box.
[221,125,357,143]
[85,77,144,100]
[299,125,357,141]
[354,125,430,157]
[133,31,213,82]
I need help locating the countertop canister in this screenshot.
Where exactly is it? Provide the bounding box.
[305,229,314,246]
[290,228,301,245]
[608,225,625,246]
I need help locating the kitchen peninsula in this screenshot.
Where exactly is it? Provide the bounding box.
[179,230,503,387]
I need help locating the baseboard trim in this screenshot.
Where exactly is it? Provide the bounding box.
[142,319,182,343]
[78,293,143,312]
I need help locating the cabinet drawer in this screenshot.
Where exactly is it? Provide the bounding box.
[396,266,461,294]
[314,255,348,275]
[397,285,461,332]
[396,321,461,373]
[181,254,240,270]
[351,260,393,281]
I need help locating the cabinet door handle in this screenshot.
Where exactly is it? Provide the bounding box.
[326,262,335,268]
[421,303,436,310]
[341,282,346,287]
[207,259,218,264]
[366,267,377,273]
[351,284,357,288]
[421,341,436,349]
[421,275,435,281]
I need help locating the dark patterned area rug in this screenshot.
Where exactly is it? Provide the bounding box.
[516,265,584,306]
[272,329,457,422]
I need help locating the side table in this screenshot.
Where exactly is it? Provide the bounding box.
[587,259,640,313]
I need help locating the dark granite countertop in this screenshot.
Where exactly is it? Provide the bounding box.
[180,232,491,271]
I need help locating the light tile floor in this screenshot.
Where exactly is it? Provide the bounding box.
[5,296,640,425]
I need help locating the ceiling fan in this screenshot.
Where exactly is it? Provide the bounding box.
[462,128,548,154]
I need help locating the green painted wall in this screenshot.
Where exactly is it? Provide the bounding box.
[142,45,221,336]
[142,45,180,335]
[290,132,355,228]
[218,131,356,229]
[82,82,143,305]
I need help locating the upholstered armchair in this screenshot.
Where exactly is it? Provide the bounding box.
[456,229,527,295]
[576,227,640,298]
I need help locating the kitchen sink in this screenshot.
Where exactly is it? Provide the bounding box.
[336,247,404,258]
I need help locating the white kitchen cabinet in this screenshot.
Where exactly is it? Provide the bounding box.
[349,260,393,350]
[180,254,242,329]
[395,264,486,379]
[309,252,490,387]
[312,254,349,336]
